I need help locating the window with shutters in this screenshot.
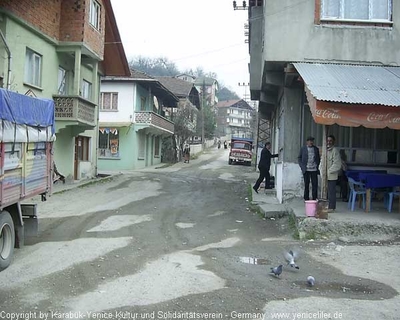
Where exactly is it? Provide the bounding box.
[321,0,392,22]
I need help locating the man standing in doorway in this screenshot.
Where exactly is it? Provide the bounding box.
[253,142,279,193]
[298,137,320,200]
[325,135,342,211]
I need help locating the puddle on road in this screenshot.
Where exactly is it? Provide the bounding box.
[239,257,269,265]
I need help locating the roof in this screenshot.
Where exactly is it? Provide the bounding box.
[130,69,155,80]
[194,76,218,86]
[101,0,130,76]
[102,70,179,106]
[155,77,195,97]
[294,63,400,107]
[217,99,253,110]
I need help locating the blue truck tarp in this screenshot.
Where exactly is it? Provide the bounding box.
[0,88,55,133]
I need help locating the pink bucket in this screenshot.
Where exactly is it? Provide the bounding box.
[305,200,318,217]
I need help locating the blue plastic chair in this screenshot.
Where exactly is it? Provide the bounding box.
[386,187,400,213]
[347,177,367,211]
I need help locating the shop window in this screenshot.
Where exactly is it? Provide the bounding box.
[101,92,118,110]
[99,128,119,158]
[25,48,42,87]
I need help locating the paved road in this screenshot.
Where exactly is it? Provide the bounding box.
[0,148,398,319]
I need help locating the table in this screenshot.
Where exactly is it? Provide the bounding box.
[358,173,400,212]
[345,170,387,181]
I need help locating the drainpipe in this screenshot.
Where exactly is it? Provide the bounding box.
[0,29,12,90]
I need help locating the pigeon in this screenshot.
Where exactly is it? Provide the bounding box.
[307,275,315,287]
[270,265,283,277]
[284,249,300,269]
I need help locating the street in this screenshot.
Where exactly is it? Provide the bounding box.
[0,148,399,319]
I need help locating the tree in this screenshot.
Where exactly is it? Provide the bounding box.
[217,87,240,101]
[173,101,198,151]
[129,56,180,76]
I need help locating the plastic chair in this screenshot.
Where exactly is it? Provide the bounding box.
[347,177,367,211]
[386,187,400,213]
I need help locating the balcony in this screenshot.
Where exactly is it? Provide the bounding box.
[53,95,96,128]
[135,111,174,135]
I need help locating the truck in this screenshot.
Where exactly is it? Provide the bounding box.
[228,137,253,166]
[0,88,54,271]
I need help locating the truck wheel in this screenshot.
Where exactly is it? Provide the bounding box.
[0,211,15,271]
[228,159,232,165]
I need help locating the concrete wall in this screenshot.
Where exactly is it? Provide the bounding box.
[272,87,304,199]
[263,0,400,65]
[54,127,75,179]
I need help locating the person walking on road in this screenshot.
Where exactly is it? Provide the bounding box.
[253,142,279,193]
[298,136,320,200]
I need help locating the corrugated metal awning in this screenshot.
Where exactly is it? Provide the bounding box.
[293,63,400,107]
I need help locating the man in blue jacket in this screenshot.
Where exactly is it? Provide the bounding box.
[298,137,320,200]
[253,142,279,193]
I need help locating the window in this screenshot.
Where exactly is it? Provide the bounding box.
[101,92,118,110]
[154,137,160,157]
[99,128,119,158]
[76,136,90,161]
[25,48,42,87]
[89,0,101,30]
[58,67,67,95]
[140,97,146,111]
[81,80,92,100]
[321,0,392,21]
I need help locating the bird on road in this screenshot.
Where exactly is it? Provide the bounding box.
[307,275,315,287]
[284,249,300,269]
[270,265,283,277]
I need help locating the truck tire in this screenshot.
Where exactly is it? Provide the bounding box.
[0,211,15,271]
[229,159,232,165]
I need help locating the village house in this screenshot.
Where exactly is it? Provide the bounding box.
[0,0,130,180]
[247,0,400,203]
[98,70,178,171]
[216,99,254,140]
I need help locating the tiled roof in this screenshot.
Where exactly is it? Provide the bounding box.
[155,77,195,97]
[294,63,400,106]
[217,99,253,110]
[130,69,155,80]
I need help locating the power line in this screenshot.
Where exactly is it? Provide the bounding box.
[169,43,244,62]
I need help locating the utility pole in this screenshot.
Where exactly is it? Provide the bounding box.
[201,79,206,151]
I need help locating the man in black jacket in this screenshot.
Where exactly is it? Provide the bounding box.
[253,142,279,193]
[298,136,320,200]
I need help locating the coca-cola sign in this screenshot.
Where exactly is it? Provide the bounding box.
[367,112,400,124]
[315,109,341,119]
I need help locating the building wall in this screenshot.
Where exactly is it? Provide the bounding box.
[54,127,75,179]
[0,0,62,40]
[98,126,136,171]
[263,0,400,65]
[99,81,135,123]
[3,17,59,95]
[82,0,105,59]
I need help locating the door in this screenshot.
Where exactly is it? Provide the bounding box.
[74,137,81,180]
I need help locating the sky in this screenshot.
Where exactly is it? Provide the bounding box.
[110,0,250,98]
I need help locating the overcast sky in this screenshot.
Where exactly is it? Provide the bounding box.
[110,0,250,98]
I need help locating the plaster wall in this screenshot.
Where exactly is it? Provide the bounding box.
[263,0,400,65]
[99,81,135,123]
